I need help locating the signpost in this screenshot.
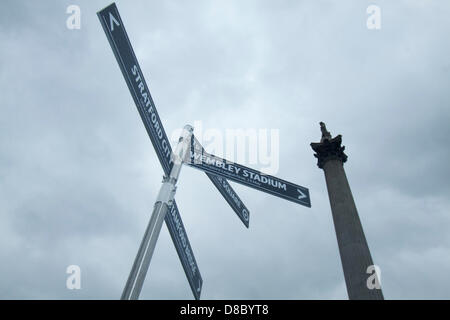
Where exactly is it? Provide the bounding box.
[98,4,202,300]
[98,2,311,300]
[98,2,250,299]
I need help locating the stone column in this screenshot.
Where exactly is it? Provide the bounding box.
[311,122,383,300]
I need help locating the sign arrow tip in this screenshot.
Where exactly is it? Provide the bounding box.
[297,189,307,200]
[109,12,120,31]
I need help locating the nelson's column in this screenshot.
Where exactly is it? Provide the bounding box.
[311,122,384,300]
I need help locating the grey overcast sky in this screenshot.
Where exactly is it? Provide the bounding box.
[0,0,449,299]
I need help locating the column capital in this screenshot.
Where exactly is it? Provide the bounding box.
[310,122,348,169]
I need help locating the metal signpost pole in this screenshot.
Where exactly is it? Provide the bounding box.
[121,125,193,300]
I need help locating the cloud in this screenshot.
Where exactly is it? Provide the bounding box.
[0,0,449,299]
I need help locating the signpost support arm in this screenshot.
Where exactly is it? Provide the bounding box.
[121,125,194,300]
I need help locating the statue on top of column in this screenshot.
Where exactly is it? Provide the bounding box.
[320,122,332,142]
[311,122,348,168]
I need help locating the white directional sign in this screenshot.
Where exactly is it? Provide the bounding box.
[187,136,311,207]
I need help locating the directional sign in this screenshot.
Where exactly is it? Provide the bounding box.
[187,136,311,207]
[98,3,173,175]
[165,201,202,300]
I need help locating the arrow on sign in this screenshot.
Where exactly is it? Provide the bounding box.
[297,189,307,200]
[109,12,120,31]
